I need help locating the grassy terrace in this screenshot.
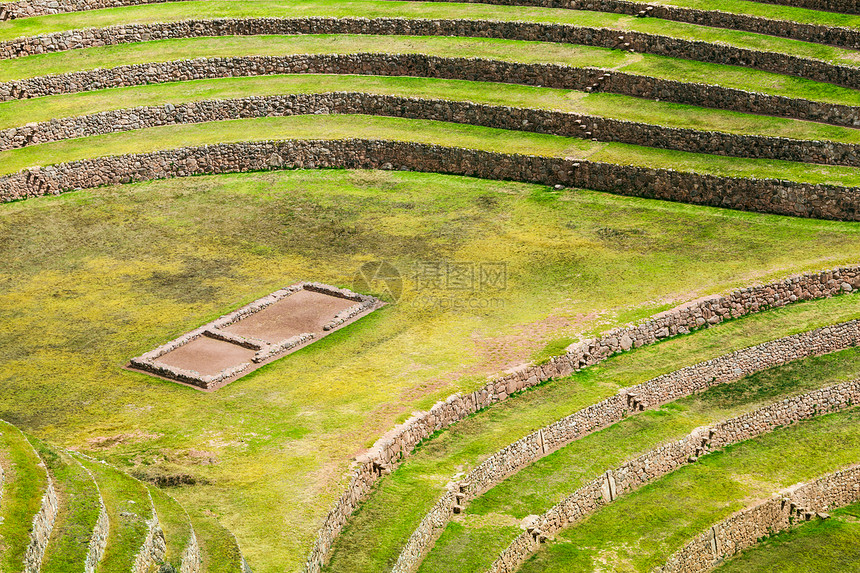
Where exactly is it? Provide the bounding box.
[418,348,860,573]
[5,36,860,110]
[325,313,860,573]
[3,170,860,571]
[3,115,860,187]
[150,486,193,570]
[5,75,860,146]
[714,500,860,573]
[77,457,153,573]
[517,408,860,573]
[0,422,47,573]
[189,515,245,573]
[35,441,103,573]
[2,0,859,69]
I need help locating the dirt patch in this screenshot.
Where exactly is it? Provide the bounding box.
[86,430,162,450]
[157,337,258,377]
[222,289,357,342]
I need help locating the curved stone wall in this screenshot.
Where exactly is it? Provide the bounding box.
[1,0,857,50]
[6,92,860,166]
[306,264,860,573]
[486,379,860,573]
[23,464,57,573]
[1,18,857,89]
[392,319,860,573]
[180,526,201,573]
[4,140,860,220]
[4,54,858,129]
[655,464,860,573]
[745,0,858,16]
[132,491,167,573]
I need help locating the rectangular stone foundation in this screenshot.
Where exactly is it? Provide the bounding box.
[128,283,382,390]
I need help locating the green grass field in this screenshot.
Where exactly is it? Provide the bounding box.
[3,169,860,571]
[1,0,859,571]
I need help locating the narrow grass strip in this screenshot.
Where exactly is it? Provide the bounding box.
[0,0,858,69]
[0,420,48,573]
[713,500,860,573]
[3,75,860,145]
[74,456,153,573]
[32,439,102,573]
[148,486,192,570]
[2,35,858,111]
[2,115,860,187]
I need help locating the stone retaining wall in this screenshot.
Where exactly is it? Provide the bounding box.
[487,380,860,573]
[132,491,166,573]
[3,140,860,221]
[391,319,860,572]
[180,525,201,573]
[655,464,860,573]
[23,479,57,573]
[23,436,58,573]
[305,263,860,573]
[4,54,858,129]
[6,92,860,166]
[82,463,109,573]
[746,0,858,16]
[1,18,857,89]
[1,0,858,47]
[397,0,860,49]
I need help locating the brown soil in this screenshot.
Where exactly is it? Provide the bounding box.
[157,336,257,376]
[222,289,357,342]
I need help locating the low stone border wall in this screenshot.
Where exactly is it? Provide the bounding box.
[3,140,860,221]
[180,524,201,573]
[4,54,858,129]
[486,380,860,573]
[305,263,860,573]
[746,0,858,16]
[1,18,858,90]
[1,0,857,49]
[80,464,109,573]
[655,464,860,573]
[392,319,860,573]
[6,92,860,166]
[23,442,57,573]
[132,490,167,573]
